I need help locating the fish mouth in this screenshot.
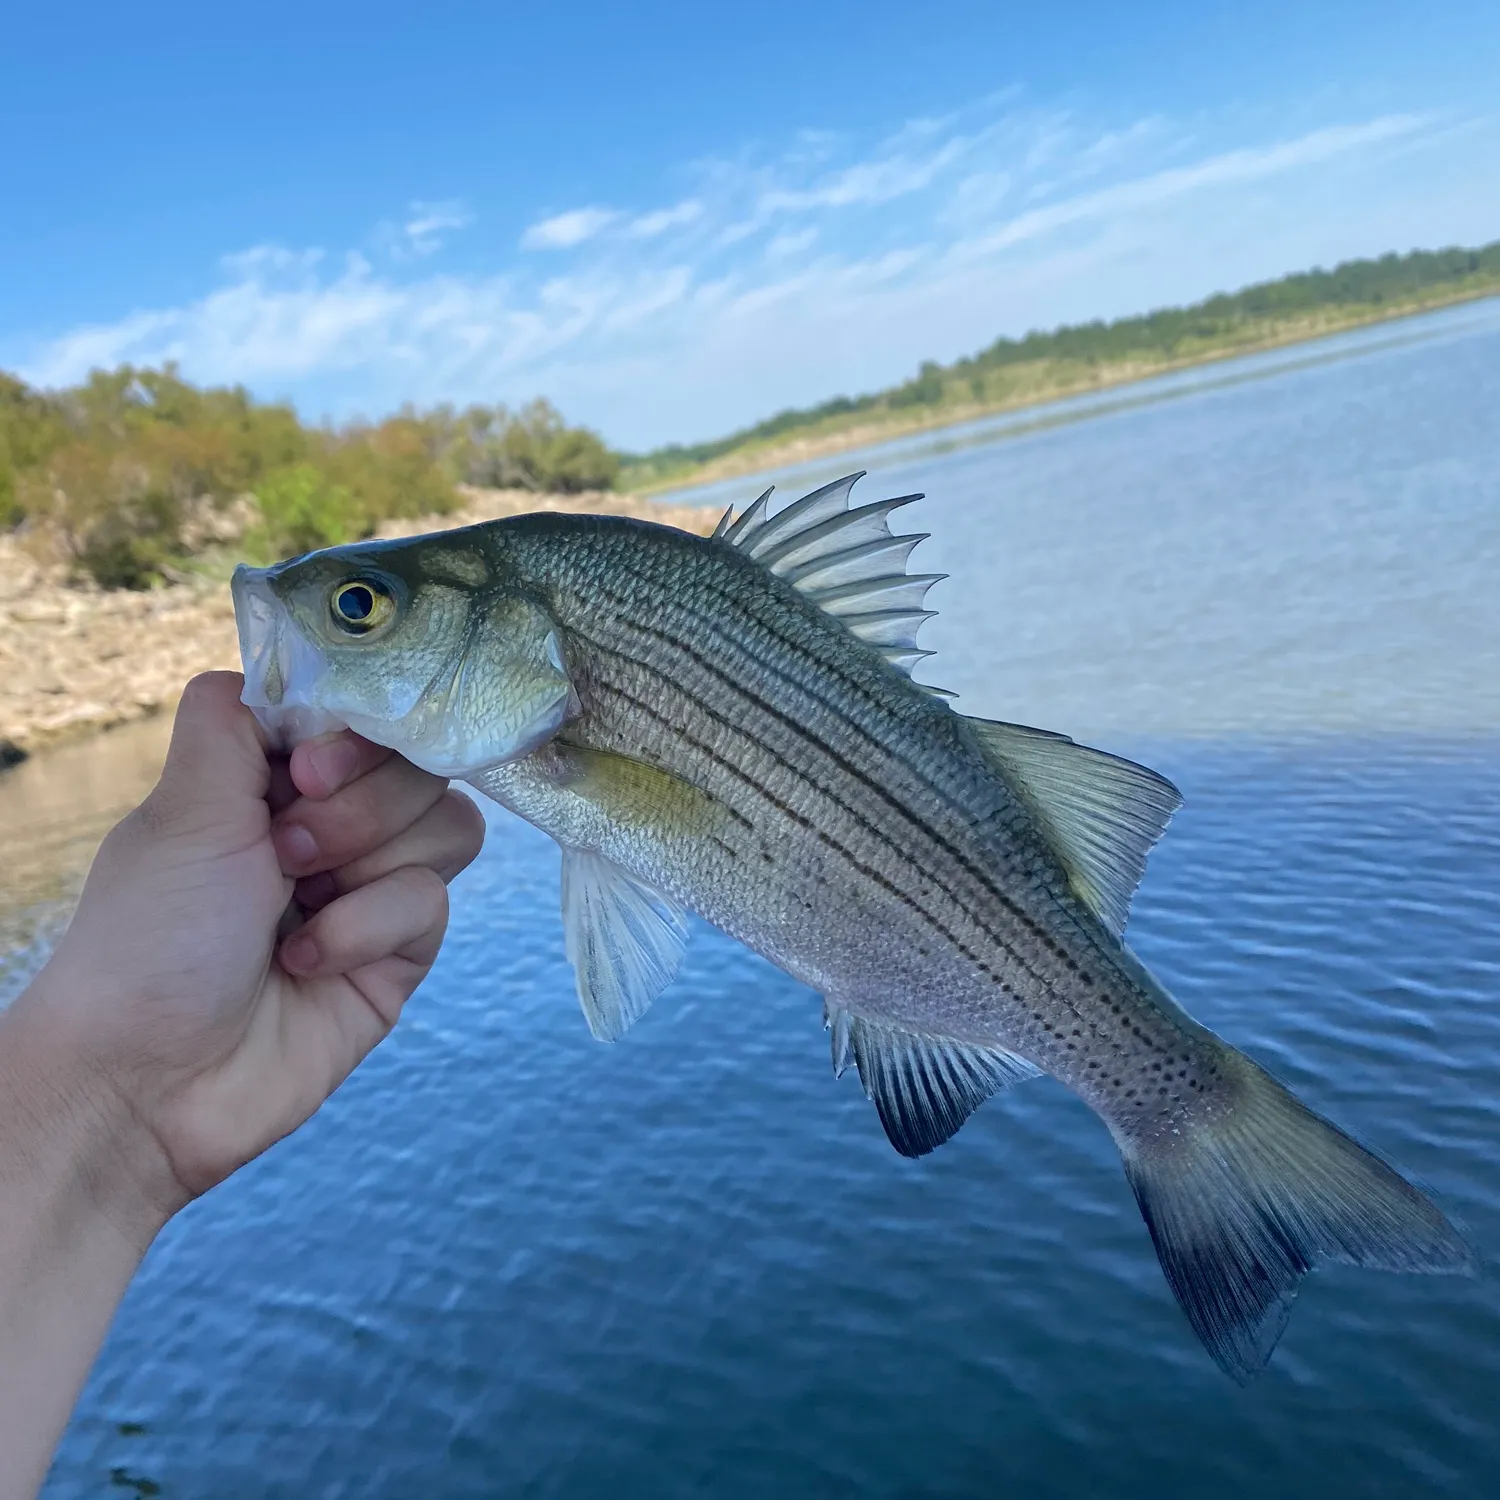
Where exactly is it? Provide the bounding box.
[231,563,349,751]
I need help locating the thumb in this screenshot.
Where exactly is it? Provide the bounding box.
[140,673,271,840]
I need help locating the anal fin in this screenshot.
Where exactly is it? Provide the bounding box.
[824,1003,1039,1157]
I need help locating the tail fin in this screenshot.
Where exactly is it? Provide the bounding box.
[1118,1045,1474,1382]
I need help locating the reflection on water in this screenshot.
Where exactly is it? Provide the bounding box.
[4,300,1500,1498]
[0,715,173,1002]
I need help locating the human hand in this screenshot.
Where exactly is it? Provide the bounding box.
[3,671,485,1245]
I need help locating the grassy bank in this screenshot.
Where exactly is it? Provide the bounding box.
[619,241,1500,493]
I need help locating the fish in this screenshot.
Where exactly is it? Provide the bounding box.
[230,472,1474,1380]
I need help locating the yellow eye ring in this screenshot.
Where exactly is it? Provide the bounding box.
[330,579,395,634]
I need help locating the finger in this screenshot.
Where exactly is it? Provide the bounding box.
[270,753,449,877]
[140,672,269,840]
[295,790,486,912]
[280,863,447,996]
[288,731,393,802]
[275,868,450,1093]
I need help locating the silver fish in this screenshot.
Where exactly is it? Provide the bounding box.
[231,472,1474,1379]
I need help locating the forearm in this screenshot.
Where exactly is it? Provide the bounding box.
[0,996,165,1500]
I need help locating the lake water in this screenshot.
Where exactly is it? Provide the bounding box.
[5,298,1500,1498]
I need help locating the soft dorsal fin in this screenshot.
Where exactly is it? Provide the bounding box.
[824,1002,1039,1157]
[965,718,1182,938]
[716,473,945,676]
[560,848,689,1042]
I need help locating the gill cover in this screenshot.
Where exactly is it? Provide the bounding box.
[231,556,575,777]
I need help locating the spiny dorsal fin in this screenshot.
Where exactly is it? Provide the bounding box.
[720,485,774,546]
[965,718,1182,938]
[824,1002,1039,1157]
[561,848,689,1042]
[716,473,945,677]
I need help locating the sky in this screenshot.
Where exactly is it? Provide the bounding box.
[2,1,1499,451]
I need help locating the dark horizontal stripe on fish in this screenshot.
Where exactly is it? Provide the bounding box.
[580,641,1025,997]
[569,588,1111,1028]
[597,543,985,829]
[575,607,1103,1019]
[577,573,1060,925]
[572,629,1130,1047]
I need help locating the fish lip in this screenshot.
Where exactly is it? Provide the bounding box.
[231,564,282,709]
[231,562,348,749]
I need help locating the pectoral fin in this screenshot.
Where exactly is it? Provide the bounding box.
[825,1002,1039,1157]
[561,849,689,1042]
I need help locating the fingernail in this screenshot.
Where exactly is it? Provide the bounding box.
[281,932,319,975]
[273,822,319,871]
[307,736,360,793]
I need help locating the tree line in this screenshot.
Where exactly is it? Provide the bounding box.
[0,367,618,587]
[618,240,1500,487]
[4,239,1497,587]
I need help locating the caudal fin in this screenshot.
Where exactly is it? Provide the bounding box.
[1118,1045,1474,1382]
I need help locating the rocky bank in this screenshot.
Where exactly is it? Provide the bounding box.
[0,487,716,759]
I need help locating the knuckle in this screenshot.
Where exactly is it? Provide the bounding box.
[446,791,487,852]
[409,865,450,921]
[299,779,385,861]
[128,790,173,840]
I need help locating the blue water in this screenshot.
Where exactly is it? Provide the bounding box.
[9,299,1500,1497]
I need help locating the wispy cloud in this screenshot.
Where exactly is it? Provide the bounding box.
[520,206,619,250]
[370,200,474,262]
[400,199,473,257]
[10,96,1497,448]
[962,115,1431,259]
[626,200,703,239]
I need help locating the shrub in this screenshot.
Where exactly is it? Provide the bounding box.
[321,417,457,525]
[23,441,185,589]
[251,463,363,559]
[424,398,618,493]
[534,422,620,492]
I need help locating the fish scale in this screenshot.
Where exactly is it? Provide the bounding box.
[523,523,1143,1064]
[232,472,1475,1382]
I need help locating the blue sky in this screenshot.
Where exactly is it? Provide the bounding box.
[3,1,1498,450]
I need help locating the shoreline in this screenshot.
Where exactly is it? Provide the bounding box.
[637,283,1500,494]
[7,284,1496,766]
[0,486,717,761]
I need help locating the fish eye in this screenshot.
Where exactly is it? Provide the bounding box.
[330,578,395,634]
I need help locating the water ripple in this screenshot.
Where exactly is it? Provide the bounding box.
[37,739,1500,1500]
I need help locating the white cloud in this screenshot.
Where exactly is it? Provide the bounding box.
[400,199,473,256]
[626,200,703,238]
[766,227,819,260]
[10,97,1499,450]
[520,207,619,251]
[759,134,970,215]
[962,115,1431,260]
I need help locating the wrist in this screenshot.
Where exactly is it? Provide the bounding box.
[0,980,178,1258]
